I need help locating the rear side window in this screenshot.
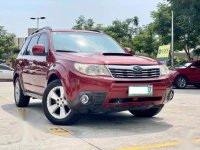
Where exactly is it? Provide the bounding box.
[0,65,12,71]
[24,35,40,55]
[194,62,200,69]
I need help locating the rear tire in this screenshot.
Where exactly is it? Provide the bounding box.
[14,77,30,107]
[42,80,79,125]
[174,76,187,89]
[129,105,164,118]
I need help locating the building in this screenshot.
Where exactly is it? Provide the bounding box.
[28,28,37,36]
[14,28,38,49]
[14,37,25,49]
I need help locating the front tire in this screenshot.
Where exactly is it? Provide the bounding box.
[174,76,187,89]
[129,105,164,118]
[42,80,79,125]
[14,77,30,107]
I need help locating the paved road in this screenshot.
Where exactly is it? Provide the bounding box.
[0,82,200,150]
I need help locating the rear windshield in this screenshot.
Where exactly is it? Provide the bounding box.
[51,32,125,53]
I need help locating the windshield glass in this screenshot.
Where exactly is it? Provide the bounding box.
[51,32,125,53]
[176,62,192,68]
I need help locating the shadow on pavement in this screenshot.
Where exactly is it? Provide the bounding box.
[2,102,173,138]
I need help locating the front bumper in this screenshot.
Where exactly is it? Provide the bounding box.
[62,72,173,113]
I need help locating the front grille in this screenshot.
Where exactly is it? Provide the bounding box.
[107,65,160,79]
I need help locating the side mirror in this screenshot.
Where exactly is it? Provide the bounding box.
[124,47,134,55]
[32,44,45,55]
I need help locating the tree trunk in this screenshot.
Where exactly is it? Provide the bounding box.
[184,45,191,61]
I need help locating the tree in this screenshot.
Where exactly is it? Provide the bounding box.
[72,16,94,30]
[193,48,200,60]
[133,23,159,57]
[166,0,200,60]
[0,26,16,59]
[151,3,171,45]
[104,17,140,49]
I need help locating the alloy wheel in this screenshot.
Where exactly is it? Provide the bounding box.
[177,77,186,88]
[47,86,70,119]
[15,80,20,104]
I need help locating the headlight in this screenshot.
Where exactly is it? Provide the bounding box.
[74,63,111,76]
[160,65,170,76]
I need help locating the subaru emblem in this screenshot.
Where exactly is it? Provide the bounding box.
[132,66,143,73]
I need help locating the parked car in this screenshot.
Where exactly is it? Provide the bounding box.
[170,61,200,89]
[0,64,14,80]
[0,59,5,63]
[13,27,174,125]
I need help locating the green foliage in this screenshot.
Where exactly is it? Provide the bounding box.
[167,0,200,60]
[72,16,94,30]
[132,24,159,57]
[72,0,200,61]
[193,48,200,59]
[0,26,17,59]
[151,3,171,45]
[174,56,188,65]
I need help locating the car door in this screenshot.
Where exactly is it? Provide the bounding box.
[21,34,40,92]
[0,65,13,80]
[29,32,49,95]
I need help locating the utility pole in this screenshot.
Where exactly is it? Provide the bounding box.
[171,11,174,67]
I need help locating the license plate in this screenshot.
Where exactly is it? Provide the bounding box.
[128,85,153,96]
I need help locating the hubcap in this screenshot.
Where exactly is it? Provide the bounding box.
[15,80,20,103]
[177,77,186,88]
[47,86,70,119]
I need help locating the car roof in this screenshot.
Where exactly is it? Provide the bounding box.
[51,29,103,34]
[31,27,103,36]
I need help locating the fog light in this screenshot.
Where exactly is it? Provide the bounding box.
[80,94,90,104]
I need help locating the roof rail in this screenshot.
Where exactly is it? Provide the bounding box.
[31,26,52,35]
[89,29,103,33]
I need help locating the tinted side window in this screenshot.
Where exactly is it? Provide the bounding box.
[21,38,31,55]
[194,62,200,69]
[38,33,49,54]
[0,65,12,70]
[25,35,40,55]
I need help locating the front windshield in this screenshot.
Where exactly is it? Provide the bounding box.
[176,62,192,68]
[51,32,125,53]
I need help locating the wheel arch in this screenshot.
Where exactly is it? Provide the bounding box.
[47,73,60,85]
[13,73,19,85]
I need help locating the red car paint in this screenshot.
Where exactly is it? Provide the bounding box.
[14,28,173,113]
[170,61,200,88]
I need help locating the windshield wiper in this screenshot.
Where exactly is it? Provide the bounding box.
[55,50,77,53]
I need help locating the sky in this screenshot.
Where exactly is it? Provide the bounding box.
[0,0,163,37]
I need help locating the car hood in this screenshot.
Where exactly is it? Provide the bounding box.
[54,52,159,65]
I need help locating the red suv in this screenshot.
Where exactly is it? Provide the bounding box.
[170,61,200,89]
[13,27,173,125]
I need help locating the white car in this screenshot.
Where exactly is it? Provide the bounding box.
[0,64,14,80]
